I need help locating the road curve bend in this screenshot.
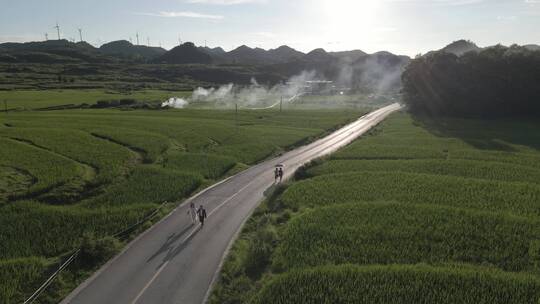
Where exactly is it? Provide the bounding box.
[62,103,402,304]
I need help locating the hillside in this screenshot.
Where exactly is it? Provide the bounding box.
[330,50,368,63]
[153,42,212,64]
[0,40,113,64]
[99,40,166,61]
[225,45,273,65]
[441,39,481,56]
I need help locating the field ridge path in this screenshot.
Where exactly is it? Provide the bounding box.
[6,137,98,181]
[89,132,147,164]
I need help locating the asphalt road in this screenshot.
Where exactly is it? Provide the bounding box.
[62,103,401,304]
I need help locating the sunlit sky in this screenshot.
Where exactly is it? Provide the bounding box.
[1,0,539,56]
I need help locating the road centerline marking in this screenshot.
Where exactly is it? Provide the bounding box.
[130,261,170,304]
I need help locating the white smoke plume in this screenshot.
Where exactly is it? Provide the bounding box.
[162,97,189,109]
[189,70,318,108]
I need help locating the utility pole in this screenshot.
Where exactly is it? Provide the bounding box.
[235,103,238,133]
[147,37,150,47]
[136,32,139,45]
[78,28,83,42]
[54,22,61,40]
[280,96,283,112]
[45,33,48,41]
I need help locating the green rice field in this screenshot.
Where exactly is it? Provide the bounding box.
[0,89,192,110]
[0,103,362,303]
[211,112,540,304]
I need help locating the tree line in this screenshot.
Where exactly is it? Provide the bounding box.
[402,45,540,117]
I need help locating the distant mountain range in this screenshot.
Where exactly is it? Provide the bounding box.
[100,40,166,60]
[0,39,410,67]
[1,38,538,93]
[1,38,539,65]
[434,39,540,56]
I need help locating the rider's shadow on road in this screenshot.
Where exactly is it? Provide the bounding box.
[159,225,202,267]
[146,223,201,268]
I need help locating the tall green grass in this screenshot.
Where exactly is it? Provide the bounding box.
[0,127,135,184]
[0,137,90,202]
[308,159,540,183]
[84,166,202,208]
[0,201,155,259]
[163,152,237,179]
[274,202,540,272]
[252,264,540,304]
[282,171,540,217]
[0,257,50,304]
[90,128,171,163]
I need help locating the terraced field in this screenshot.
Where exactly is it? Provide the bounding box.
[0,89,191,109]
[211,112,540,303]
[0,107,362,303]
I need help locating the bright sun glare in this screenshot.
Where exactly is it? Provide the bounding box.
[323,0,381,47]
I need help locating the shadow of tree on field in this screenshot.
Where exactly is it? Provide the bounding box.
[412,114,540,152]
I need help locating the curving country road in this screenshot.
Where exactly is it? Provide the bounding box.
[62,103,401,304]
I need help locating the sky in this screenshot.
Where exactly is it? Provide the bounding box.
[0,0,539,56]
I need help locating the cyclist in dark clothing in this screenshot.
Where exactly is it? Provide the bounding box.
[197,206,207,227]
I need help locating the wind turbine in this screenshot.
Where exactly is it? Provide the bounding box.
[54,22,61,40]
[147,37,150,47]
[178,35,182,46]
[45,33,48,41]
[136,32,139,45]
[78,28,83,42]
